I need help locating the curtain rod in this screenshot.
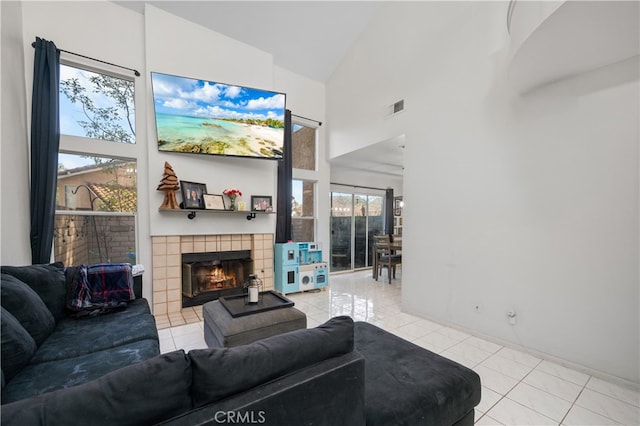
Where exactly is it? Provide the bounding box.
[31,41,140,77]
[292,114,322,126]
[330,182,388,191]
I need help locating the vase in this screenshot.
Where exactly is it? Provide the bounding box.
[229,196,236,211]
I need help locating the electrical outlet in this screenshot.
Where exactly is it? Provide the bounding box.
[506,311,517,325]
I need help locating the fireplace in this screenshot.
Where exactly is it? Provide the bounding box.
[151,234,274,316]
[182,250,253,308]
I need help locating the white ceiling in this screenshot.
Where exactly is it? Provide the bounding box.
[114,0,402,175]
[114,1,382,83]
[330,136,406,178]
[509,1,639,93]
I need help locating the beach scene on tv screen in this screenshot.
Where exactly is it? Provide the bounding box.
[151,72,285,159]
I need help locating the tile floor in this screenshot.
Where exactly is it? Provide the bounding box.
[156,270,640,425]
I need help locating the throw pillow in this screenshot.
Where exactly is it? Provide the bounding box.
[1,273,55,346]
[1,350,193,426]
[1,307,37,381]
[189,315,354,407]
[1,263,67,322]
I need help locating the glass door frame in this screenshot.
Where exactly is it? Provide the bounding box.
[330,186,386,273]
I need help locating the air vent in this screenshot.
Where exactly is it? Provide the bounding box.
[393,100,405,114]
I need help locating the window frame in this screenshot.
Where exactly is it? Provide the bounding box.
[55,59,141,264]
[291,178,317,242]
[291,118,320,242]
[59,61,136,145]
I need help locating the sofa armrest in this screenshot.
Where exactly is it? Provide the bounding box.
[159,351,365,426]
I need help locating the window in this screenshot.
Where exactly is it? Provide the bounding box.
[55,63,137,266]
[291,118,319,242]
[59,64,135,144]
[56,154,137,213]
[292,124,315,170]
[291,179,315,242]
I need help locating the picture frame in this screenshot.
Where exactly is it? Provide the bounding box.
[203,194,225,210]
[394,208,402,216]
[394,196,403,210]
[180,181,207,209]
[251,195,273,212]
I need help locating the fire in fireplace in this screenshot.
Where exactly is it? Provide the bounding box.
[182,250,253,308]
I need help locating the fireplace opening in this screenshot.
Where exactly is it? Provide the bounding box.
[182,250,253,308]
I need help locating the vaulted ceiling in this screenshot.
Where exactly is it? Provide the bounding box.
[114,1,382,83]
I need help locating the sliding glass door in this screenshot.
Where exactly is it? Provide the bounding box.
[330,190,385,272]
[330,192,352,271]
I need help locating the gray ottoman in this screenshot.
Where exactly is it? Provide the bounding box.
[203,300,307,348]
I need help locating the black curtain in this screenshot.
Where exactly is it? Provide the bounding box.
[275,110,293,243]
[385,188,394,237]
[30,37,60,264]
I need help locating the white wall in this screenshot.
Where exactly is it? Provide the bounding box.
[1,1,31,265]
[328,2,639,383]
[3,2,329,297]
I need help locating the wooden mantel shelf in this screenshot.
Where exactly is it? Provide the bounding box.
[159,207,275,221]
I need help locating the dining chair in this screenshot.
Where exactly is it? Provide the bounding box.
[373,235,401,283]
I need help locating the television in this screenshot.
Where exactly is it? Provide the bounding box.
[151,72,286,160]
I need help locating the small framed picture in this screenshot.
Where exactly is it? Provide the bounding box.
[395,197,404,209]
[203,194,225,210]
[180,181,207,209]
[394,208,402,216]
[251,195,273,212]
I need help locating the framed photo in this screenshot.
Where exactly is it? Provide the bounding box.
[394,208,402,216]
[203,194,225,210]
[180,181,207,209]
[251,195,273,212]
[394,196,403,210]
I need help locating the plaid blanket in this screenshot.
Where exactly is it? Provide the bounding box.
[66,263,135,315]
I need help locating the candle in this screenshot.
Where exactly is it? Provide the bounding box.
[248,286,259,303]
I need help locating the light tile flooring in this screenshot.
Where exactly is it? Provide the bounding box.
[156,270,640,425]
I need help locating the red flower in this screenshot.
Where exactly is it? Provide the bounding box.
[223,188,242,197]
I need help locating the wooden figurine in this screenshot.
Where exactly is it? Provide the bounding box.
[157,161,180,209]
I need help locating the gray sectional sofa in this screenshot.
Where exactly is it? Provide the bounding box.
[1,263,481,425]
[1,263,160,404]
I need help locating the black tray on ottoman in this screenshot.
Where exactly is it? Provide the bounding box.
[219,291,294,318]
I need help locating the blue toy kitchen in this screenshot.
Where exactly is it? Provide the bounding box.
[274,242,329,295]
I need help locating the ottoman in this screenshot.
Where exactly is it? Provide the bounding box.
[203,300,307,348]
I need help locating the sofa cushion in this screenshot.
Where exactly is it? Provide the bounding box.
[1,308,37,381]
[1,273,55,346]
[1,263,67,322]
[31,299,158,363]
[189,315,354,408]
[354,321,482,426]
[1,350,192,426]
[1,338,160,404]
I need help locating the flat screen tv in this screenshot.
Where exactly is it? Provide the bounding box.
[151,72,286,160]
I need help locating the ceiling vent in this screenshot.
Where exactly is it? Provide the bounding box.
[392,99,405,115]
